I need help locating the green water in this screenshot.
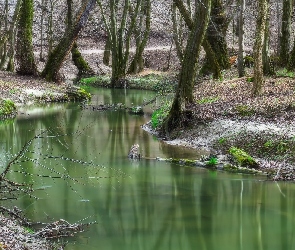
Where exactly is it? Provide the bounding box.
[1,88,295,250]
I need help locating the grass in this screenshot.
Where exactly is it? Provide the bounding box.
[151,101,172,129]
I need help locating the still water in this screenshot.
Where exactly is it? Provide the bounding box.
[1,88,295,250]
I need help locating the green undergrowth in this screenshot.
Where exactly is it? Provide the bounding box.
[276,68,295,78]
[151,101,172,129]
[0,99,16,118]
[78,74,177,92]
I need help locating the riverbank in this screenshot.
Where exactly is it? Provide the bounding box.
[0,71,90,120]
[151,75,295,181]
[0,214,54,250]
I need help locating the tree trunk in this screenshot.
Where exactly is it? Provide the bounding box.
[0,0,9,69]
[71,43,95,78]
[67,0,94,78]
[127,0,151,74]
[173,0,222,79]
[279,0,293,66]
[252,0,269,97]
[206,0,230,69]
[15,0,38,75]
[5,0,21,72]
[97,0,141,87]
[263,12,273,75]
[103,36,111,66]
[238,0,245,77]
[41,0,96,82]
[164,0,211,134]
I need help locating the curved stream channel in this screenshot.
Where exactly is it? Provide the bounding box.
[1,88,295,250]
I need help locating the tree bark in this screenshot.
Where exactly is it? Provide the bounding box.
[279,0,293,66]
[238,0,245,77]
[16,0,38,75]
[173,0,222,79]
[103,36,111,66]
[164,0,211,134]
[67,0,95,78]
[252,0,269,96]
[205,0,230,70]
[41,0,96,82]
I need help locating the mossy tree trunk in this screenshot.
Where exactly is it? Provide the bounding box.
[202,0,230,76]
[163,0,211,134]
[280,0,293,66]
[71,43,95,78]
[41,0,96,82]
[127,0,151,74]
[15,0,38,75]
[252,0,269,96]
[67,0,95,78]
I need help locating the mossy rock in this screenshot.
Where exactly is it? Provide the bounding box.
[128,106,144,115]
[229,147,259,169]
[0,99,16,119]
[67,86,91,101]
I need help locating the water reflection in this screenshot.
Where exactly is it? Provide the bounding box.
[0,88,295,250]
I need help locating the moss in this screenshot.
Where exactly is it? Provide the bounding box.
[234,104,254,116]
[229,147,259,169]
[223,164,263,174]
[0,99,16,118]
[169,158,197,166]
[74,88,91,101]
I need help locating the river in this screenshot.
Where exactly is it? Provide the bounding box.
[1,88,295,250]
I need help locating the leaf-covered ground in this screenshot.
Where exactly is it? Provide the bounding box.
[165,76,295,180]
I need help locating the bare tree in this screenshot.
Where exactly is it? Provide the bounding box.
[97,0,144,87]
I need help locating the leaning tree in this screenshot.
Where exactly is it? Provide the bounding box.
[163,0,212,134]
[41,0,96,82]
